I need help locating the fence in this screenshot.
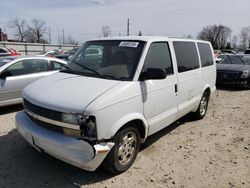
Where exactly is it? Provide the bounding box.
[0,42,81,55]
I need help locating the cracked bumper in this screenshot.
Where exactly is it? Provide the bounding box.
[15,111,114,171]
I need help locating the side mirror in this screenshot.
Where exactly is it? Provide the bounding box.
[0,71,12,79]
[140,68,167,81]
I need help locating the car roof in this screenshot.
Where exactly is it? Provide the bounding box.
[88,36,210,44]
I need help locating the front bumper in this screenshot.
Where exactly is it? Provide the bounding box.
[15,111,114,171]
[217,78,248,87]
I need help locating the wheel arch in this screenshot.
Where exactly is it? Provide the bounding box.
[111,113,149,143]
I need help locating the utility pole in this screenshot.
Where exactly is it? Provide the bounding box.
[57,27,60,44]
[127,18,130,36]
[0,28,2,41]
[62,29,65,44]
[49,28,51,44]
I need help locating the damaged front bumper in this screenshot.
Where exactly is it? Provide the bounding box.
[15,111,114,171]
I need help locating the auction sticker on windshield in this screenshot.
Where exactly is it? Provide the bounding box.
[119,41,139,48]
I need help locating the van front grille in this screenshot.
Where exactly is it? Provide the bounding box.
[23,99,62,121]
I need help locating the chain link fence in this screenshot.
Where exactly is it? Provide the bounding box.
[0,42,80,55]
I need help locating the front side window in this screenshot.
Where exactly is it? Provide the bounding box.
[173,41,200,73]
[217,55,231,64]
[5,59,48,77]
[198,43,214,67]
[143,42,173,75]
[65,40,146,80]
[51,61,64,70]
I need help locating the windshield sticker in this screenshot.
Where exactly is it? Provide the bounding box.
[119,41,139,48]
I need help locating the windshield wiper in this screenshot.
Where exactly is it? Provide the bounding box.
[71,60,104,78]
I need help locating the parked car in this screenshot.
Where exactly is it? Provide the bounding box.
[221,49,237,54]
[0,56,18,67]
[0,47,20,57]
[216,54,250,88]
[0,57,67,107]
[244,49,250,54]
[38,50,65,57]
[16,37,216,174]
[55,47,79,61]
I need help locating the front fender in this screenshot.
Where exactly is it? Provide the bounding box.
[110,113,149,142]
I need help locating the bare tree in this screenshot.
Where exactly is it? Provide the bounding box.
[197,24,232,49]
[102,25,111,37]
[8,18,29,42]
[27,18,47,43]
[65,36,78,45]
[231,35,238,49]
[239,26,250,50]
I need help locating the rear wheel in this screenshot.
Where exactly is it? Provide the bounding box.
[103,126,140,174]
[193,91,209,119]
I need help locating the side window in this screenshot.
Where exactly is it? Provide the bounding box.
[218,55,231,64]
[143,42,173,75]
[198,43,214,67]
[51,61,63,70]
[229,56,243,64]
[31,59,48,72]
[5,59,48,77]
[173,41,200,73]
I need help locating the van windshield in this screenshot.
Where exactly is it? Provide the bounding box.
[63,40,145,81]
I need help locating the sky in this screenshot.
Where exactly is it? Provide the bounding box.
[0,0,249,44]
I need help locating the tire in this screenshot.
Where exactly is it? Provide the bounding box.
[103,126,140,174]
[193,91,209,120]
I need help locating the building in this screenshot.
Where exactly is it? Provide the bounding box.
[0,28,8,41]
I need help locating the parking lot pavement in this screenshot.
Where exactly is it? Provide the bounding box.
[0,89,249,188]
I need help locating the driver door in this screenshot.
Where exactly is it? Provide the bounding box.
[141,42,178,135]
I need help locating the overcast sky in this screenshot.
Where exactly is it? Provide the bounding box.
[0,0,249,44]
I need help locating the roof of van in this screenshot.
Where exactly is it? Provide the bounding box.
[88,36,209,43]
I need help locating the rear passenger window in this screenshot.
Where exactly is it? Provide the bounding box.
[143,42,173,75]
[173,41,199,72]
[198,43,213,67]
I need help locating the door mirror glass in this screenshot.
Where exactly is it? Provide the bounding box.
[140,68,167,81]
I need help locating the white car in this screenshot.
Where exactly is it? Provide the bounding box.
[16,36,216,174]
[0,56,67,107]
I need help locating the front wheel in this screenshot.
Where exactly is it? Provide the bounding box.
[193,91,209,119]
[103,126,140,174]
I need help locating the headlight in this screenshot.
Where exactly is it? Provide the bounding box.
[241,70,249,78]
[62,113,86,125]
[62,113,97,139]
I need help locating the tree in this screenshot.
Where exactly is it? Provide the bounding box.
[102,25,111,37]
[65,36,78,45]
[197,24,232,49]
[231,35,238,50]
[27,18,47,43]
[239,26,250,50]
[8,18,29,42]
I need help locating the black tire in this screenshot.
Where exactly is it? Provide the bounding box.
[193,91,209,120]
[103,126,140,174]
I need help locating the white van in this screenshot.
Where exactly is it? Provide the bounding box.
[16,36,216,174]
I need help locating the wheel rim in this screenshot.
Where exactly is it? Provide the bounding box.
[200,96,208,116]
[117,131,137,166]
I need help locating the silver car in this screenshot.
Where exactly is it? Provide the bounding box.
[0,56,67,107]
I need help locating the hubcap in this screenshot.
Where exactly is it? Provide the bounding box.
[200,96,208,116]
[117,132,137,166]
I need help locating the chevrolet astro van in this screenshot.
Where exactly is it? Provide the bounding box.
[16,36,216,174]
